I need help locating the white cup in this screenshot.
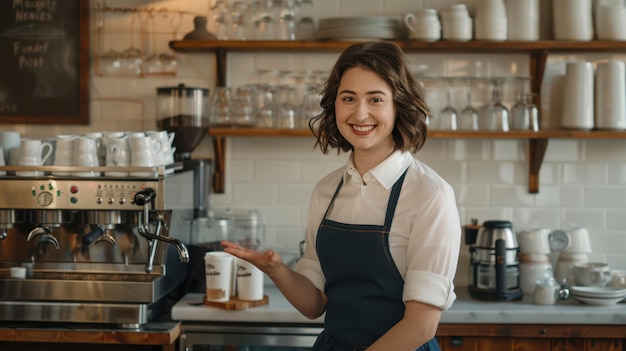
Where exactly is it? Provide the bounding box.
[146,130,174,166]
[595,61,626,130]
[105,136,131,177]
[608,270,626,288]
[573,262,611,287]
[129,135,161,177]
[561,61,594,130]
[16,138,53,176]
[10,266,26,279]
[72,136,100,177]
[236,258,264,301]
[53,136,76,175]
[404,9,441,42]
[0,131,21,163]
[204,252,234,302]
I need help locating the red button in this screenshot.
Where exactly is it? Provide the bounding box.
[70,185,78,194]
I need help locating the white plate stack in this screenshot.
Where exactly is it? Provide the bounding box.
[315,17,406,41]
[570,286,626,305]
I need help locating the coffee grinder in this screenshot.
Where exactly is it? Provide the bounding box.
[156,84,215,292]
[465,219,523,301]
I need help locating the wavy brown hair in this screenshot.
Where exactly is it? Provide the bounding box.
[309,41,430,154]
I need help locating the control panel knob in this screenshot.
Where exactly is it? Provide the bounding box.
[134,188,155,206]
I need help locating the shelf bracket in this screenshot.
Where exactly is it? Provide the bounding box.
[215,48,227,87]
[528,138,548,194]
[212,136,226,194]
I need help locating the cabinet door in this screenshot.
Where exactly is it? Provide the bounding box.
[513,338,551,351]
[442,336,515,351]
[552,338,586,351]
[442,336,477,351]
[587,339,622,351]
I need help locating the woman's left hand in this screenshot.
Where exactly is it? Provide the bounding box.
[221,240,285,277]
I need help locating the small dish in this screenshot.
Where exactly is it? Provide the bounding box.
[570,286,626,298]
[572,295,625,306]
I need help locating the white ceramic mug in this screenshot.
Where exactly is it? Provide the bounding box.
[72,136,100,177]
[16,138,53,176]
[573,262,611,287]
[403,9,441,42]
[0,131,21,163]
[105,136,131,177]
[53,135,76,176]
[146,130,174,166]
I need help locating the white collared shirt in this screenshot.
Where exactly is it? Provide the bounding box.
[296,150,461,310]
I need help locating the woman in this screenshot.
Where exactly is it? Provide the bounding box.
[222,41,461,351]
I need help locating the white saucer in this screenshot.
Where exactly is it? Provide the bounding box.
[570,286,626,298]
[572,295,624,306]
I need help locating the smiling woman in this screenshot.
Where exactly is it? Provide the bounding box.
[223,41,461,351]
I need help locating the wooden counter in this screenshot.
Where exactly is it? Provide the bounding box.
[0,321,181,351]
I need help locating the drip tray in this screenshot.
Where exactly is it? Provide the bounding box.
[0,300,158,327]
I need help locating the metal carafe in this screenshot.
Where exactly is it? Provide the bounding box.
[467,220,523,301]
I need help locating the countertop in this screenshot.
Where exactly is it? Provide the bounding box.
[171,285,626,325]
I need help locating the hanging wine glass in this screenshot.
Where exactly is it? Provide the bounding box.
[480,79,509,131]
[459,79,479,130]
[439,83,458,131]
[512,93,539,131]
[120,11,143,77]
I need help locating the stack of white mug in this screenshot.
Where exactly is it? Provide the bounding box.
[0,130,176,177]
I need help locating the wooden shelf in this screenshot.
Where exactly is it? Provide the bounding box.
[170,39,626,53]
[172,40,626,194]
[210,128,626,139]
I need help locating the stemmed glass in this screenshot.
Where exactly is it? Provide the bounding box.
[458,79,479,130]
[439,84,458,131]
[481,79,510,131]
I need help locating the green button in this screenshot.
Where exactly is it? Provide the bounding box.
[70,197,78,204]
[48,184,53,190]
[40,185,45,191]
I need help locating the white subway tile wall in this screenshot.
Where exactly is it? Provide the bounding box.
[3,0,625,287]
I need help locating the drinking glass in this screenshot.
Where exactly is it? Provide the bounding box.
[511,93,539,131]
[459,90,479,131]
[210,87,232,127]
[480,80,510,131]
[275,85,298,128]
[438,88,458,130]
[255,84,276,128]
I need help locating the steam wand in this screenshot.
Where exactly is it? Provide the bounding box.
[134,188,189,273]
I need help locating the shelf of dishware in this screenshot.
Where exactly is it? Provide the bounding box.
[172,39,626,194]
[208,128,626,139]
[169,39,626,53]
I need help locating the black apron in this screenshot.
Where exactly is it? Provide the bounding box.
[312,169,439,351]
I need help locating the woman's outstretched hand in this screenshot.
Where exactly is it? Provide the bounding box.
[221,240,285,277]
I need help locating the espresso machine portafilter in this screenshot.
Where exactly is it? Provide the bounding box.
[0,165,192,328]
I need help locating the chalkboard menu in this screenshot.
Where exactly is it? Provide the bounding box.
[0,0,89,124]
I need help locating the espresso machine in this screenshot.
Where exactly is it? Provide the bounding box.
[465,219,523,301]
[0,163,194,329]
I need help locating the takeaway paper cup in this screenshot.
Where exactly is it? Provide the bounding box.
[237,258,264,301]
[204,252,234,302]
